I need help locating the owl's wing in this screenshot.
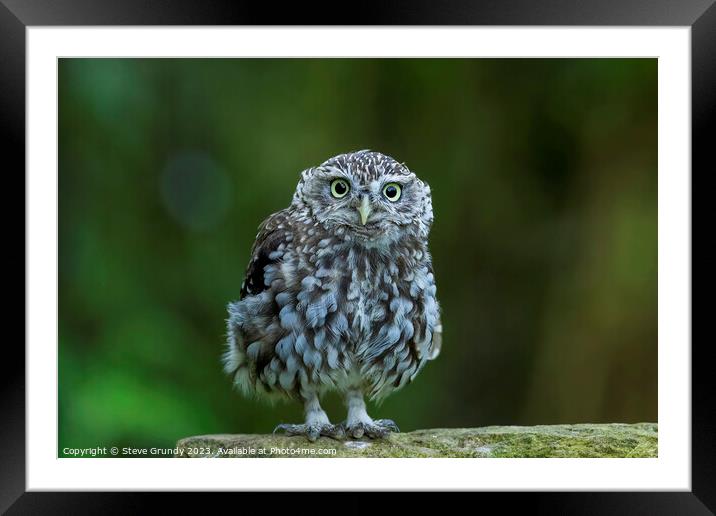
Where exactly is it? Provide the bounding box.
[239,210,290,300]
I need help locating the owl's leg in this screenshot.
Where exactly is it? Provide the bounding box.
[340,389,400,439]
[273,392,344,442]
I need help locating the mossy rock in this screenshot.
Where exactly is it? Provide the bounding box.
[175,423,657,458]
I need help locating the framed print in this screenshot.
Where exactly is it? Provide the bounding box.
[3,0,711,510]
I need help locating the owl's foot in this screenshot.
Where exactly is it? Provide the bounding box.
[340,418,400,439]
[273,393,344,441]
[273,422,345,442]
[342,389,400,439]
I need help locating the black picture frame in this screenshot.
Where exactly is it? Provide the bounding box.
[3,0,710,511]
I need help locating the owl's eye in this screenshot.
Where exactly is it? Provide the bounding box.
[382,182,402,202]
[330,178,350,198]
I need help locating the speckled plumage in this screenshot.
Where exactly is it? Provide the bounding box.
[224,150,441,440]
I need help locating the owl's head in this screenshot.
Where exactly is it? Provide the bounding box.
[293,150,433,244]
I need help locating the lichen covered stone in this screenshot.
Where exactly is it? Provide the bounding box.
[175,423,657,458]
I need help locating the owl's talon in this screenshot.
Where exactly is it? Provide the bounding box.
[340,419,398,440]
[273,423,344,441]
[374,419,400,433]
[331,425,346,440]
[273,423,302,436]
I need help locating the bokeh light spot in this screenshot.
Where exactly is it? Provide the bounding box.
[160,151,232,231]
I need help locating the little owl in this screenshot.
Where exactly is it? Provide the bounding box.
[223,150,441,440]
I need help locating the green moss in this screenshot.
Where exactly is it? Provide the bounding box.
[175,423,657,458]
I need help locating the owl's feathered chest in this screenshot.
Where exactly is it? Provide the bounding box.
[331,247,406,342]
[296,233,436,358]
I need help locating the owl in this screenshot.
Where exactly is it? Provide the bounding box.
[223,150,441,440]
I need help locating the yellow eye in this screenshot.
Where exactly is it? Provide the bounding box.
[382,182,402,202]
[330,178,350,198]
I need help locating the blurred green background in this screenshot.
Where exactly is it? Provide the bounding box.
[58,58,657,456]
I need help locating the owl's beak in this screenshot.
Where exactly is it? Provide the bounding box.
[357,195,372,225]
